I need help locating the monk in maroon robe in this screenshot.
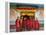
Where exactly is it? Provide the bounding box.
[32,19,40,30]
[15,18,20,32]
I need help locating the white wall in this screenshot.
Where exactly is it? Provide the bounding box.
[35,9,44,24]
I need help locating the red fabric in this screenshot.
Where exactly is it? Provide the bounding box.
[15,18,40,31]
[26,19,33,29]
[16,8,35,10]
[35,20,40,29]
[15,19,20,31]
[16,19,20,27]
[26,19,29,26]
[29,19,33,29]
[32,20,40,30]
[26,19,40,30]
[23,20,27,27]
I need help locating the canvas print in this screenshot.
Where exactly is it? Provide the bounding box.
[10,3,44,32]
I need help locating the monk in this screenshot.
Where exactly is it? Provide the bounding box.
[20,17,23,31]
[15,17,20,32]
[32,18,40,30]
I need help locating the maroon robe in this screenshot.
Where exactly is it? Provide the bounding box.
[32,19,40,30]
[15,19,20,32]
